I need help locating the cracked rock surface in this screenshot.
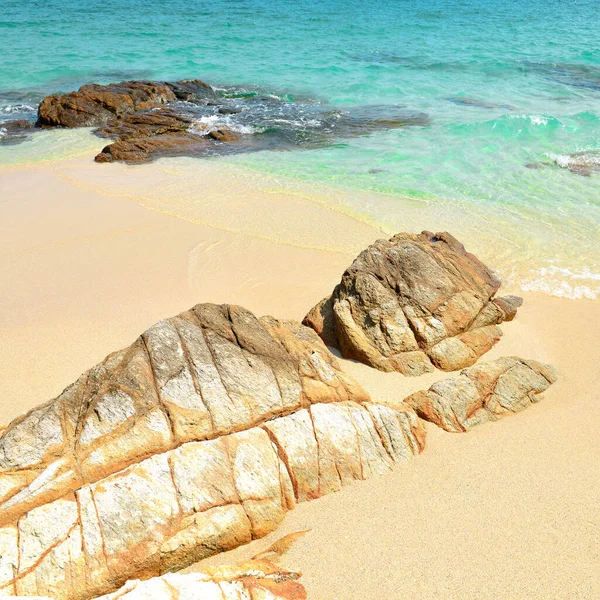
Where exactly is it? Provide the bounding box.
[405,357,557,432]
[0,303,425,600]
[94,558,306,600]
[303,231,523,375]
[95,530,309,600]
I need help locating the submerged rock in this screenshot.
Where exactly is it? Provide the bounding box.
[0,119,34,133]
[0,303,424,600]
[405,357,557,432]
[446,97,515,110]
[0,119,35,146]
[550,150,600,177]
[524,61,600,92]
[303,231,522,375]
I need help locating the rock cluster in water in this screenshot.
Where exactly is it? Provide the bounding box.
[304,231,522,375]
[0,232,556,600]
[1,78,428,163]
[36,80,233,163]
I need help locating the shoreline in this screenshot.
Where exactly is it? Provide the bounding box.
[3,140,599,300]
[0,155,386,420]
[1,153,598,422]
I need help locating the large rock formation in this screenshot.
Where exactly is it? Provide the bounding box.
[0,304,425,600]
[405,357,557,432]
[304,231,522,375]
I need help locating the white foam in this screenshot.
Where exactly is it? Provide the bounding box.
[548,151,600,169]
[517,264,600,300]
[2,104,36,114]
[508,114,549,126]
[0,127,6,138]
[190,115,256,135]
[269,117,322,127]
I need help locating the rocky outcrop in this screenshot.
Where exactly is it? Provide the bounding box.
[34,79,232,163]
[96,531,308,600]
[405,357,557,432]
[36,80,213,128]
[0,303,425,600]
[31,78,431,163]
[304,231,522,375]
[93,108,238,163]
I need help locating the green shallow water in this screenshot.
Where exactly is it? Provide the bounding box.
[1,0,599,298]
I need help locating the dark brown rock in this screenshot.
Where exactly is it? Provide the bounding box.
[166,79,215,102]
[95,132,209,163]
[95,108,194,140]
[37,81,178,128]
[304,231,522,375]
[92,106,240,163]
[1,119,34,133]
[208,128,240,142]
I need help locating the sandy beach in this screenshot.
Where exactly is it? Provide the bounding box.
[1,156,598,598]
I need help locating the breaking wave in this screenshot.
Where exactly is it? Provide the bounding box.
[512,264,600,300]
[168,84,430,154]
[1,103,36,116]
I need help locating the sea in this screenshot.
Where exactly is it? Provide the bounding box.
[1,0,599,298]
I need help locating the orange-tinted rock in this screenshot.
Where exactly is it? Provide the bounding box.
[208,128,241,143]
[304,231,522,375]
[405,356,557,432]
[0,303,424,600]
[96,531,309,600]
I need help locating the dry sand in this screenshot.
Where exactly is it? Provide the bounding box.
[0,156,598,599]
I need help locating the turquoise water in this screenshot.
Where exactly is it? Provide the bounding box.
[1,0,600,297]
